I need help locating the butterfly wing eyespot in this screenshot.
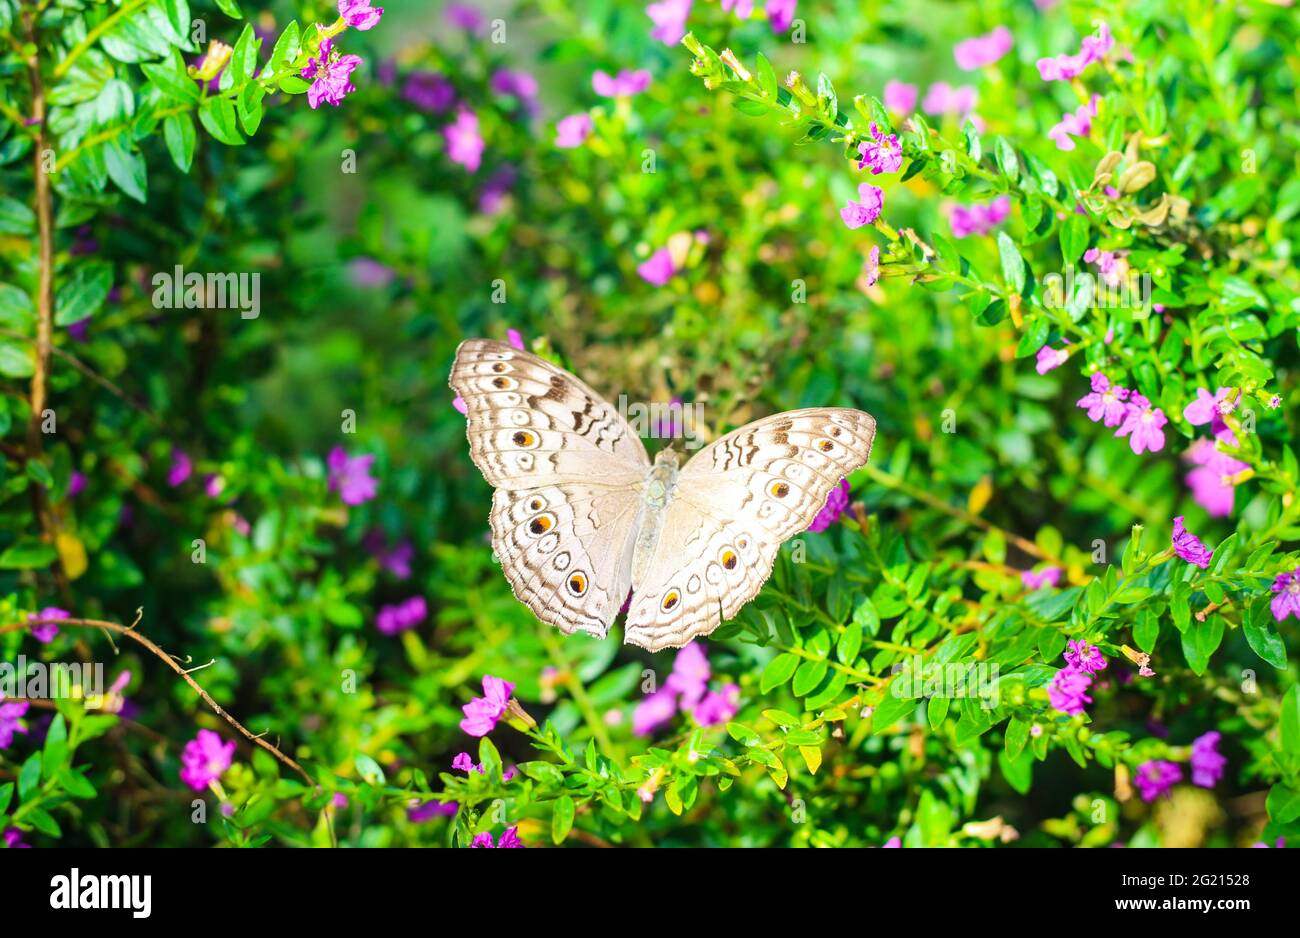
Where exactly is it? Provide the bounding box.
[819,440,834,452]
[567,572,588,596]
[769,481,790,498]
[661,589,681,611]
[528,513,556,536]
[720,548,738,570]
[512,430,538,448]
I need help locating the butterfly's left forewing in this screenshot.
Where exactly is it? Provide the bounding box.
[624,408,875,651]
[450,339,649,637]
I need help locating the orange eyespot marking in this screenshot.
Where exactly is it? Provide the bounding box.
[568,573,587,595]
[492,377,509,389]
[529,515,553,535]
[738,537,749,549]
[512,431,535,446]
[770,481,790,498]
[528,498,543,510]
[721,550,738,570]
[492,363,507,373]
[831,427,842,437]
[662,591,680,611]
[819,440,834,452]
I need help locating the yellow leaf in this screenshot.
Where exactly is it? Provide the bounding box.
[57,530,88,580]
[799,745,822,775]
[967,475,993,516]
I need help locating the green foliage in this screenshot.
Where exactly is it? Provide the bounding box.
[0,0,1298,849]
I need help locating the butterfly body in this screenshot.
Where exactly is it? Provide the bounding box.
[450,339,876,651]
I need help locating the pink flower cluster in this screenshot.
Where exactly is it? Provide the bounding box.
[633,643,739,735]
[948,195,1010,238]
[180,729,236,791]
[459,675,515,737]
[1075,374,1168,454]
[1048,95,1100,151]
[376,596,427,635]
[1171,516,1212,569]
[1037,22,1114,81]
[954,26,1013,71]
[1048,640,1107,716]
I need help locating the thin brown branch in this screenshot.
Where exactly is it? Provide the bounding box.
[2,613,314,787]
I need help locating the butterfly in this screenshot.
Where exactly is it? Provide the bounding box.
[449,338,877,651]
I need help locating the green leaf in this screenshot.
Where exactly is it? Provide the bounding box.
[238,81,267,135]
[42,714,67,780]
[754,52,776,97]
[726,722,761,746]
[994,137,1019,181]
[230,23,259,82]
[791,658,828,696]
[0,283,34,331]
[18,752,42,801]
[732,98,770,117]
[198,97,245,146]
[1266,784,1300,823]
[141,60,201,103]
[836,619,863,665]
[266,21,301,75]
[1244,606,1286,669]
[1004,717,1030,759]
[0,782,12,814]
[103,137,147,202]
[870,690,916,734]
[54,261,113,325]
[1059,215,1089,266]
[0,542,56,569]
[353,753,385,786]
[551,794,575,844]
[997,747,1033,795]
[163,113,196,172]
[215,0,243,17]
[0,196,35,234]
[996,232,1026,295]
[759,653,799,692]
[1282,685,1300,759]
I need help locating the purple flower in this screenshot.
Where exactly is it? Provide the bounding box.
[459,675,515,737]
[1064,640,1107,673]
[445,3,486,34]
[632,687,678,736]
[1083,247,1127,287]
[1171,516,1213,569]
[67,471,86,498]
[665,642,711,707]
[954,26,1013,70]
[862,245,881,288]
[374,539,413,579]
[1190,731,1226,788]
[1048,95,1100,151]
[376,596,427,635]
[347,257,396,288]
[808,479,851,532]
[204,474,225,498]
[179,729,236,791]
[409,799,458,821]
[445,109,485,172]
[647,0,692,44]
[637,247,677,286]
[28,607,69,644]
[1270,568,1300,623]
[1021,567,1062,590]
[472,826,524,848]
[1037,22,1114,81]
[1134,759,1181,802]
[856,123,902,175]
[882,836,902,848]
[1048,667,1093,716]
[1184,439,1248,518]
[300,38,362,110]
[592,69,651,98]
[3,827,30,848]
[1035,344,1068,375]
[1077,373,1131,427]
[1115,395,1167,454]
[555,113,593,148]
[402,71,455,113]
[883,80,918,114]
[922,82,978,117]
[690,683,740,726]
[478,166,515,215]
[452,752,480,774]
[506,329,525,350]
[948,196,1010,238]
[1183,386,1234,438]
[67,318,91,342]
[338,0,383,30]
[721,0,754,19]
[453,396,468,415]
[327,446,379,505]
[490,69,539,107]
[766,0,797,32]
[167,448,192,486]
[0,695,30,748]
[841,183,884,229]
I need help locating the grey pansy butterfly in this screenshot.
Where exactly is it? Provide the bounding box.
[449,338,877,651]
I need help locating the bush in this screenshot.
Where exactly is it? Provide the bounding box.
[0,0,1297,849]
